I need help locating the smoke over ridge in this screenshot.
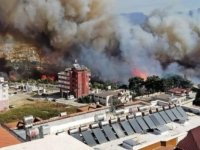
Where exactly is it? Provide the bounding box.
[0,0,200,82]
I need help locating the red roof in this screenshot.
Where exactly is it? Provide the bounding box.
[0,127,21,148]
[177,126,200,150]
[168,88,187,94]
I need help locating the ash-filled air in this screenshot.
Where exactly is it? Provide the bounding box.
[0,0,200,82]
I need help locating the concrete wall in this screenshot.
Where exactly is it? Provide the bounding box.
[156,100,169,106]
[36,108,110,134]
[135,92,165,100]
[50,116,94,134]
[94,96,110,106]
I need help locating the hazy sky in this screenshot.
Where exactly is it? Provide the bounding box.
[116,0,200,14]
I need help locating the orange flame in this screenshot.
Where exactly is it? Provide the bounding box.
[41,75,55,81]
[132,68,148,80]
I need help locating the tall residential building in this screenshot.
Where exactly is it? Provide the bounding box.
[58,61,91,98]
[0,77,9,111]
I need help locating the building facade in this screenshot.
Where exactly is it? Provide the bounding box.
[58,61,90,98]
[93,89,132,106]
[0,77,9,111]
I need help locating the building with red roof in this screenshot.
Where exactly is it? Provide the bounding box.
[168,88,187,96]
[176,126,200,150]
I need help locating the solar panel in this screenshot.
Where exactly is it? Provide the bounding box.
[135,116,149,131]
[111,123,125,138]
[176,106,188,120]
[165,109,177,121]
[120,120,134,135]
[71,133,82,141]
[171,108,184,120]
[92,127,107,144]
[152,113,166,125]
[128,118,143,133]
[143,115,157,129]
[102,125,117,141]
[149,115,161,127]
[81,130,97,146]
[165,109,176,121]
[159,111,171,123]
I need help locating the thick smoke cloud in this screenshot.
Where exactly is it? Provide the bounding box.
[118,10,200,82]
[0,0,200,82]
[0,0,116,52]
[144,10,200,79]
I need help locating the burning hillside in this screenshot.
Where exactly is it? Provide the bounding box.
[0,1,200,82]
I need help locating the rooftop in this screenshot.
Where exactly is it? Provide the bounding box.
[136,91,196,104]
[0,126,21,148]
[93,112,200,150]
[4,99,200,150]
[58,61,90,75]
[152,93,178,102]
[93,89,128,98]
[168,88,190,95]
[1,134,92,150]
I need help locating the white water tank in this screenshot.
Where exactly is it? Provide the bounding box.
[26,127,40,141]
[94,114,106,122]
[23,115,34,128]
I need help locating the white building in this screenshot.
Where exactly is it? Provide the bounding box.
[93,89,132,106]
[0,77,9,111]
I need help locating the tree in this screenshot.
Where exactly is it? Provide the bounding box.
[168,75,182,87]
[160,78,173,92]
[119,84,128,89]
[110,98,122,112]
[145,76,163,93]
[129,77,144,96]
[164,75,193,89]
[193,89,200,106]
[91,82,104,89]
[160,76,176,91]
[91,80,119,90]
[180,79,193,88]
[79,95,93,103]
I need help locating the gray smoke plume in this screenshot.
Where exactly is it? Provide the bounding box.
[0,0,116,51]
[0,0,200,82]
[144,10,200,79]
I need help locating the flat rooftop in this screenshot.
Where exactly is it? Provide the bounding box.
[93,90,124,98]
[135,92,194,103]
[93,112,200,150]
[1,133,92,150]
[7,103,200,150]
